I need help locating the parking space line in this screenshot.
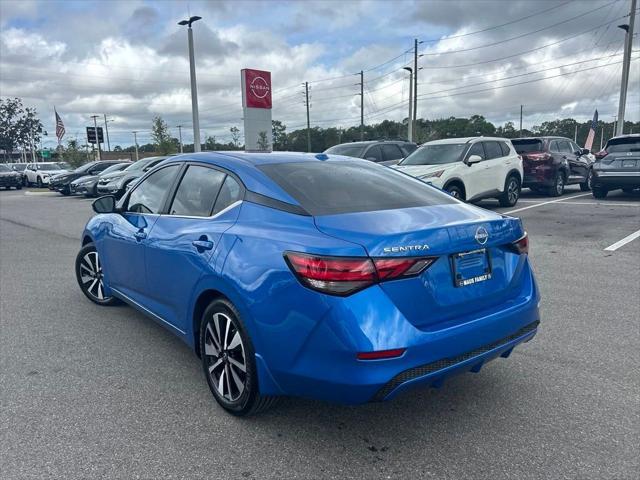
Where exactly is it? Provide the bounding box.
[604,229,640,252]
[504,193,592,215]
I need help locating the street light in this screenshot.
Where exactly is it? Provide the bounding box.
[178,15,202,152]
[402,67,413,142]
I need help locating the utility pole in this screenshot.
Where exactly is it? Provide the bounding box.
[132,131,139,161]
[613,116,618,138]
[574,124,578,142]
[520,105,523,137]
[103,114,111,152]
[91,115,101,160]
[616,0,636,136]
[178,16,202,152]
[304,82,311,153]
[403,67,413,142]
[177,125,184,153]
[413,39,420,139]
[359,70,364,141]
[600,127,604,150]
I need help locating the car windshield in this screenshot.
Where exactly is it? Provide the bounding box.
[400,144,467,165]
[512,139,544,153]
[0,164,11,172]
[325,144,366,158]
[37,163,63,171]
[125,157,162,172]
[75,162,97,173]
[57,162,71,170]
[259,160,456,216]
[100,163,129,175]
[606,137,640,153]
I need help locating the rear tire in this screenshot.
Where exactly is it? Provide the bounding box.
[16,183,22,190]
[580,169,593,191]
[200,299,278,416]
[445,184,465,201]
[499,175,520,207]
[592,186,608,199]
[547,171,565,197]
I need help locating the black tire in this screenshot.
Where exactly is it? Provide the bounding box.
[16,183,22,190]
[499,175,521,207]
[547,171,565,197]
[36,177,43,188]
[445,184,465,201]
[580,168,593,191]
[622,188,636,194]
[75,243,120,306]
[61,186,70,196]
[23,176,29,187]
[592,186,608,199]
[200,299,278,416]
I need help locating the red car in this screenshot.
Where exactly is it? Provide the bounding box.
[512,137,593,196]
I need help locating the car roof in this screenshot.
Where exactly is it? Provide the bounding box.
[424,136,511,145]
[329,140,414,147]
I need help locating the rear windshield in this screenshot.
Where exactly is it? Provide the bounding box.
[512,139,544,153]
[259,161,456,216]
[324,144,366,158]
[606,137,640,153]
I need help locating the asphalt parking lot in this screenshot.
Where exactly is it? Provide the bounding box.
[1,187,638,479]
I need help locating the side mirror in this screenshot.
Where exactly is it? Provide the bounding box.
[467,155,482,164]
[580,148,590,156]
[92,195,117,214]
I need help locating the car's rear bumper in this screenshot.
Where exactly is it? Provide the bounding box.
[523,165,556,187]
[0,177,21,187]
[592,171,640,189]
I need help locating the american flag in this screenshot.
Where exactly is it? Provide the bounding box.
[584,109,598,151]
[54,108,65,143]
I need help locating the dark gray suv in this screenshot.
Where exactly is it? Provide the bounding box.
[324,140,417,166]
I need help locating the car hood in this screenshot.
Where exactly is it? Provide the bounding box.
[72,175,98,184]
[393,163,456,177]
[0,171,21,176]
[39,169,68,176]
[99,171,127,181]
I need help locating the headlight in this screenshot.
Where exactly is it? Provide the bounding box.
[419,170,445,179]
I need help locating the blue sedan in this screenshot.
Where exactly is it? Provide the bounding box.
[76,152,540,416]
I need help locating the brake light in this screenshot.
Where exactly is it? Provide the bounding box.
[595,149,607,160]
[357,348,406,360]
[284,252,436,296]
[525,153,552,162]
[508,233,529,255]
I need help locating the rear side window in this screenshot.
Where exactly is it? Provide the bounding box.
[512,139,544,153]
[549,140,560,152]
[212,176,242,215]
[381,144,404,161]
[483,141,502,160]
[259,161,456,216]
[169,166,226,217]
[127,165,181,214]
[364,146,383,162]
[499,142,511,156]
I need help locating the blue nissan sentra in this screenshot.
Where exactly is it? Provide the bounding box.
[76,152,540,416]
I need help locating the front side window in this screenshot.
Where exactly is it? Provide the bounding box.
[549,140,560,152]
[466,142,485,160]
[127,165,180,214]
[381,144,404,161]
[169,166,226,217]
[483,141,502,160]
[364,146,383,162]
[558,140,573,154]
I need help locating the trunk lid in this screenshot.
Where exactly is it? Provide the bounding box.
[314,204,526,329]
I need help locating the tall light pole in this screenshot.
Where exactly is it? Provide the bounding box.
[176,125,184,153]
[403,67,413,142]
[103,114,112,152]
[413,39,423,139]
[178,15,202,152]
[616,0,636,136]
[359,70,364,141]
[132,131,139,161]
[91,115,101,160]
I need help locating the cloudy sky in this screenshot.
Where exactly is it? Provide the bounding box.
[0,0,638,149]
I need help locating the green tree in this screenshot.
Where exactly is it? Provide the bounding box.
[0,98,43,160]
[230,126,240,148]
[151,116,175,155]
[113,145,122,152]
[272,120,287,150]
[205,135,217,151]
[62,138,88,168]
[257,131,270,151]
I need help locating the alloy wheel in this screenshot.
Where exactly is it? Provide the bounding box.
[79,251,107,301]
[508,178,519,204]
[203,312,247,402]
[555,175,564,195]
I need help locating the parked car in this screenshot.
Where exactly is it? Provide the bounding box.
[0,163,23,189]
[49,160,123,195]
[394,137,523,207]
[69,161,132,197]
[324,140,417,166]
[76,152,540,415]
[97,156,169,198]
[511,137,593,196]
[591,134,640,199]
[8,163,28,184]
[23,162,70,187]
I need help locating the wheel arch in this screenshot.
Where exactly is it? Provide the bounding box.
[192,288,229,358]
[81,234,94,246]
[506,168,522,183]
[443,178,466,197]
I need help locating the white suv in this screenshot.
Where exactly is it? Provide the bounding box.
[23,162,70,187]
[394,137,523,207]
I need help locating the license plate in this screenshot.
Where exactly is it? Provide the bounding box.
[451,248,492,287]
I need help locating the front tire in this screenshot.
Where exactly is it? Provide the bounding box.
[36,177,43,188]
[499,175,520,207]
[75,243,119,306]
[580,169,593,191]
[16,183,22,190]
[548,171,565,197]
[445,184,465,201]
[592,186,608,199]
[200,299,278,416]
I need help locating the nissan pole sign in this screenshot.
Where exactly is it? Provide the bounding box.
[241,68,272,151]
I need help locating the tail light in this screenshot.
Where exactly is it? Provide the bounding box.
[284,252,436,296]
[595,150,607,160]
[525,153,552,162]
[508,233,529,255]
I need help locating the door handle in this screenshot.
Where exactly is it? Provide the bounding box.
[192,239,214,252]
[134,231,147,241]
